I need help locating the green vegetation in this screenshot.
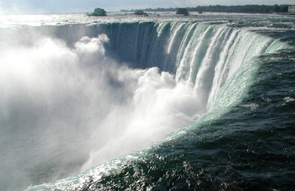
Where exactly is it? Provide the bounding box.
[134,10,148,16]
[136,4,293,14]
[189,4,290,13]
[88,8,106,16]
[176,8,189,16]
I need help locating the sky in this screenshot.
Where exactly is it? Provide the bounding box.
[0,0,294,14]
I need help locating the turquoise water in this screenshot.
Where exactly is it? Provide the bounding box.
[0,13,294,190]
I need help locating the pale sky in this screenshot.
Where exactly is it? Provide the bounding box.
[0,0,294,14]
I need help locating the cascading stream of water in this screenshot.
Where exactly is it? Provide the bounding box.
[102,22,286,112]
[0,20,289,191]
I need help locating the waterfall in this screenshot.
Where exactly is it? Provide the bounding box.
[99,21,286,112]
[0,19,289,191]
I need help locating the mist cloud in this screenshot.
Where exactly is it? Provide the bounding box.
[0,28,202,190]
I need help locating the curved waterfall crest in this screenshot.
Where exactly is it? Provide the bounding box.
[0,18,291,191]
[99,21,287,112]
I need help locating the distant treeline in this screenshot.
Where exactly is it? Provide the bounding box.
[135,4,292,14]
[190,5,289,13]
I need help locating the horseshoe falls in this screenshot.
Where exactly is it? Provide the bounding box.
[0,14,294,191]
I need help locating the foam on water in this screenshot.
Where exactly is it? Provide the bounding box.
[0,13,293,191]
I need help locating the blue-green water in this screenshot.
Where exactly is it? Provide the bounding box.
[0,13,294,191]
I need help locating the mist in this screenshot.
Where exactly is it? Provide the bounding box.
[0,17,284,191]
[0,29,201,190]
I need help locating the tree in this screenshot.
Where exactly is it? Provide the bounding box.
[134,10,148,16]
[274,4,280,12]
[176,8,189,16]
[89,8,106,16]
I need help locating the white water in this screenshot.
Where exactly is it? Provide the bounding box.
[0,16,288,191]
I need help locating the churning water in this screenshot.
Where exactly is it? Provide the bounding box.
[0,13,294,191]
